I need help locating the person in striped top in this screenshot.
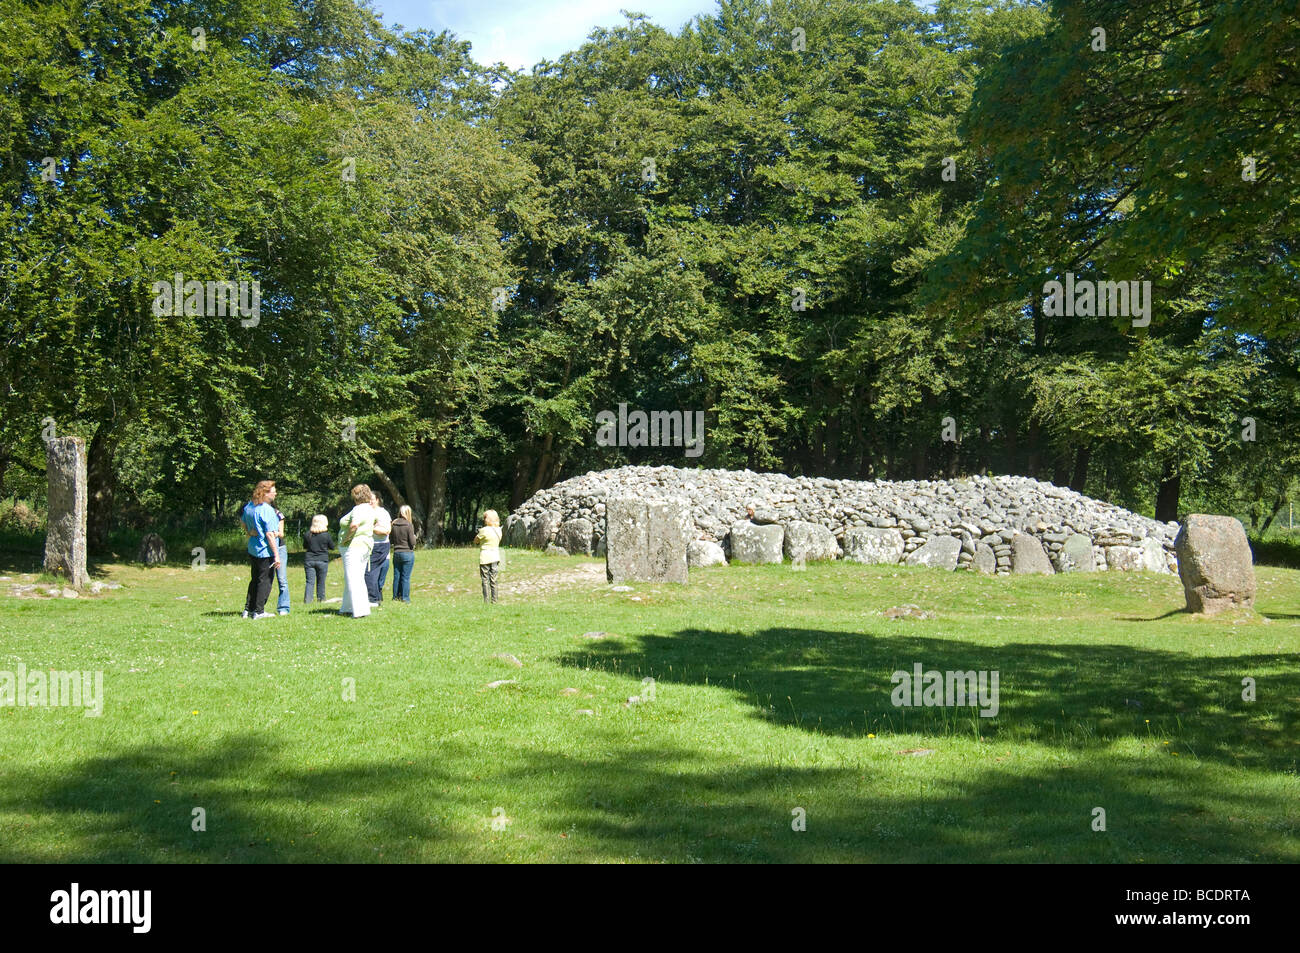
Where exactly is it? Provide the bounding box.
[337,483,377,618]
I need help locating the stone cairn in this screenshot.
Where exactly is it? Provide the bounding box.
[507,465,1182,576]
[43,436,89,588]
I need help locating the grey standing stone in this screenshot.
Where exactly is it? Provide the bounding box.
[504,514,531,548]
[904,536,961,571]
[687,539,727,568]
[728,522,784,564]
[527,510,562,550]
[1138,537,1167,573]
[43,436,88,588]
[555,517,594,556]
[137,533,167,564]
[1010,533,1054,574]
[1174,514,1256,614]
[1056,533,1095,572]
[843,527,904,564]
[971,542,997,574]
[605,498,691,584]
[1105,546,1143,572]
[782,521,839,562]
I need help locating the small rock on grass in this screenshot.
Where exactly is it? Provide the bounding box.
[610,585,632,592]
[582,631,609,640]
[897,748,936,756]
[575,709,595,716]
[884,604,935,620]
[493,653,523,668]
[483,679,518,690]
[559,687,580,696]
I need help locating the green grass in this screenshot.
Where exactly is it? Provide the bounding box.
[0,546,1297,863]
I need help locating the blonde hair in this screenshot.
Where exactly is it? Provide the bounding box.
[399,505,412,521]
[310,514,327,533]
[484,509,500,527]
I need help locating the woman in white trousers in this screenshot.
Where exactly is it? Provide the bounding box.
[337,483,377,618]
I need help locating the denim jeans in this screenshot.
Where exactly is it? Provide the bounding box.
[366,543,390,603]
[274,540,290,613]
[391,550,414,601]
[304,558,328,603]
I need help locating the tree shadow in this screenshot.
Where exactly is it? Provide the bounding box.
[493,745,1296,863]
[0,733,462,863]
[556,627,1300,772]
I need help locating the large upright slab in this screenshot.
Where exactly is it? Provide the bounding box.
[43,436,89,588]
[605,497,691,584]
[1174,514,1255,614]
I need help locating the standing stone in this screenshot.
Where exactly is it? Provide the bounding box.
[504,514,531,548]
[1010,533,1054,574]
[43,436,89,588]
[843,527,905,564]
[782,521,839,562]
[138,533,167,564]
[1056,533,1095,572]
[555,517,594,556]
[904,536,961,571]
[1105,546,1143,572]
[1174,515,1256,614]
[605,498,692,584]
[728,522,784,564]
[971,542,997,574]
[1138,537,1167,573]
[526,510,562,550]
[687,539,727,568]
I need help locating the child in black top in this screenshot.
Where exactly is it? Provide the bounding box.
[301,514,337,604]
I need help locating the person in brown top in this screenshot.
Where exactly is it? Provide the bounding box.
[389,505,417,602]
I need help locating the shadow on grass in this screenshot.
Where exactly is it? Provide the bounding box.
[4,735,1292,863]
[0,733,462,863]
[492,746,1296,863]
[557,628,1300,772]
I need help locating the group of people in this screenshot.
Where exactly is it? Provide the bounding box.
[240,480,504,618]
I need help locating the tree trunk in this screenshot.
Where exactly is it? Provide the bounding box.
[425,441,448,546]
[87,424,117,551]
[1257,493,1286,535]
[1155,462,1181,523]
[1069,446,1090,493]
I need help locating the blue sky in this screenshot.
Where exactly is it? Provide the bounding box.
[370,0,717,71]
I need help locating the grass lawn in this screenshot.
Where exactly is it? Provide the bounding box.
[1,546,1297,863]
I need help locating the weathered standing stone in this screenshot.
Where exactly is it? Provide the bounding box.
[687,539,727,568]
[43,436,88,588]
[782,521,839,562]
[1174,515,1256,614]
[1056,533,1095,572]
[843,527,905,564]
[137,533,167,564]
[1105,546,1143,572]
[1010,533,1054,575]
[605,498,692,584]
[728,522,784,564]
[526,510,562,550]
[555,517,594,556]
[904,536,961,571]
[971,542,997,574]
[1138,537,1167,573]
[504,514,531,548]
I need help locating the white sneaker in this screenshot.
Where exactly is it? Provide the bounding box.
[278,610,289,616]
[242,610,250,619]
[369,602,380,608]
[253,612,275,619]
